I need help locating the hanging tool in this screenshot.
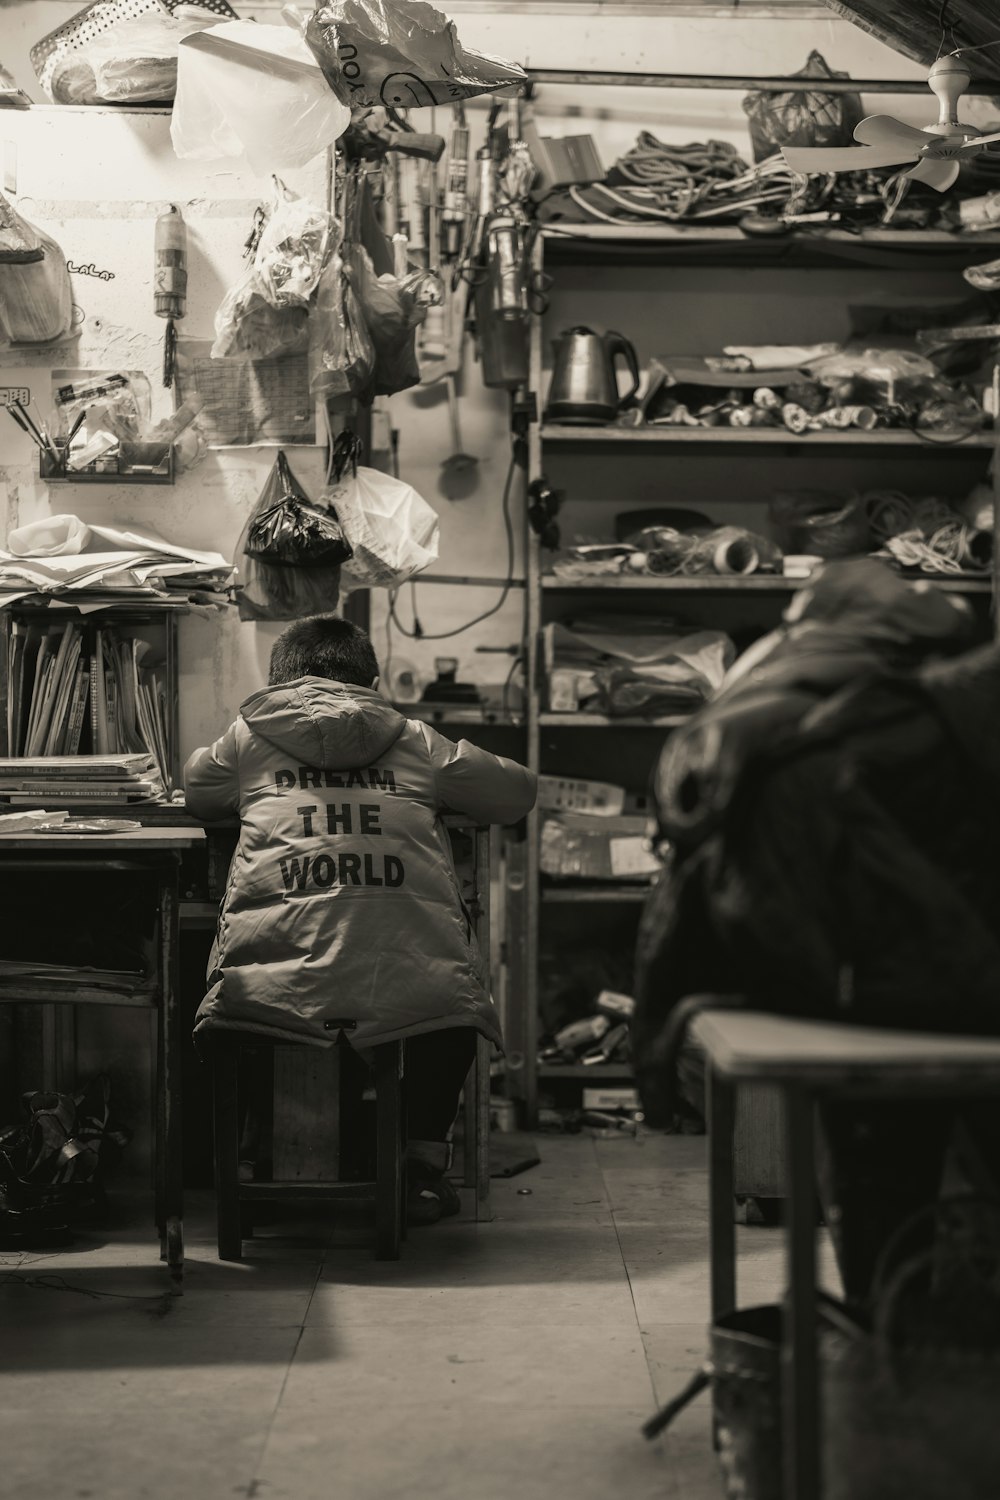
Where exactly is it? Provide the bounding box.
[442,104,470,262]
[441,373,478,476]
[419,140,448,373]
[341,115,445,165]
[154,204,187,389]
[397,154,427,264]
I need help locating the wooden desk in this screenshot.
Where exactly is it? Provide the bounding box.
[693,1010,1000,1500]
[0,825,205,1286]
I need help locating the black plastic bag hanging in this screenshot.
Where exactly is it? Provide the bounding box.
[235,451,352,621]
[245,450,352,566]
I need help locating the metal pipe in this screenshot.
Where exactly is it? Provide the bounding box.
[528,68,1000,95]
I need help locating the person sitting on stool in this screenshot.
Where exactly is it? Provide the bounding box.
[184,614,536,1224]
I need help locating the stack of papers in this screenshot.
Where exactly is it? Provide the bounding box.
[6,619,172,791]
[0,518,233,609]
[0,753,164,804]
[0,958,145,986]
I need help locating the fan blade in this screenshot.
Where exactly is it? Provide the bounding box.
[853,114,938,151]
[903,157,960,193]
[963,130,1000,151]
[782,144,920,174]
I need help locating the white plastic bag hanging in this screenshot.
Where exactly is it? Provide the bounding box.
[304,0,527,110]
[171,21,350,173]
[323,446,439,589]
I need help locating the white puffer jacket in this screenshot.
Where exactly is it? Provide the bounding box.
[184,677,536,1050]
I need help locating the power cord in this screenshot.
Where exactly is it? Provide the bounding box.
[388,450,519,642]
[0,1270,175,1316]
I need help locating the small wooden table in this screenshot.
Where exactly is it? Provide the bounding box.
[693,1009,1000,1500]
[0,825,205,1285]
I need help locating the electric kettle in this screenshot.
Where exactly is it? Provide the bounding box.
[546,326,641,425]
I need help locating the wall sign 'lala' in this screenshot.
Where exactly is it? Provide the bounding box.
[67,262,115,281]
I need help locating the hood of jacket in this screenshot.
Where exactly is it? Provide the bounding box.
[240,677,407,771]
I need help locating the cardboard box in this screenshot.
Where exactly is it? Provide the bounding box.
[583,1087,640,1112]
[540,813,659,881]
[538,775,626,817]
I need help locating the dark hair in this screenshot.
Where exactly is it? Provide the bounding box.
[268,615,380,688]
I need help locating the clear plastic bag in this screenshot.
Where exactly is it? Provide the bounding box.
[49,8,219,104]
[255,179,334,309]
[32,0,234,105]
[0,195,73,348]
[303,0,527,110]
[308,250,376,400]
[323,448,439,590]
[53,371,150,441]
[235,453,347,621]
[171,20,350,174]
[742,51,863,164]
[212,183,331,361]
[211,275,310,361]
[245,451,352,567]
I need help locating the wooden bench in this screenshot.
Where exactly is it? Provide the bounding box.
[693,1009,1000,1500]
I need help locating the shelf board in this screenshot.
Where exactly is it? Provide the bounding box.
[540,424,996,449]
[542,884,651,903]
[537,1063,635,1081]
[539,711,691,727]
[0,977,156,1006]
[543,573,993,595]
[542,224,1000,250]
[392,702,523,727]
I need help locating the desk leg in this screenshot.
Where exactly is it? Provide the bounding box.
[159,869,183,1288]
[708,1066,737,1321]
[784,1086,820,1500]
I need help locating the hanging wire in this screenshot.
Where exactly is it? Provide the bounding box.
[388,450,519,642]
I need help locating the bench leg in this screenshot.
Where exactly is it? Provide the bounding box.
[213,1044,243,1262]
[784,1086,821,1500]
[374,1041,404,1261]
[708,1066,737,1321]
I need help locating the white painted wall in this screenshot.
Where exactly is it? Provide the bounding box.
[0,2,959,742]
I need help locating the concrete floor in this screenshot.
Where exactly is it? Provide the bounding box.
[0,1132,827,1500]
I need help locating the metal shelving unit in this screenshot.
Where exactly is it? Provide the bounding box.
[541,425,997,449]
[511,220,1000,1127]
[542,885,651,904]
[542,574,993,594]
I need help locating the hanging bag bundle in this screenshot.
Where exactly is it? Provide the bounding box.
[235,450,352,621]
[0,195,74,348]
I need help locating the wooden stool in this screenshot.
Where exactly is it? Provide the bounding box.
[211,1035,406,1262]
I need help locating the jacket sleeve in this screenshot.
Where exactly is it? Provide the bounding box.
[183,723,240,822]
[421,725,537,825]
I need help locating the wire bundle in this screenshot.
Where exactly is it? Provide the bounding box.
[865,490,992,575]
[572,148,807,225]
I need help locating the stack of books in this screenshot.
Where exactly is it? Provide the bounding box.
[0,753,164,805]
[6,620,170,790]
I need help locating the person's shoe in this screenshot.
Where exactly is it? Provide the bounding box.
[406,1141,462,1225]
[406,1180,444,1226]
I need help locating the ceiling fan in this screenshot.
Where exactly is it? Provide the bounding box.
[781,54,1000,192]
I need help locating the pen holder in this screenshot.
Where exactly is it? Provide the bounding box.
[40,441,175,484]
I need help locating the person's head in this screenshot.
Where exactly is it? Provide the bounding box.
[268,615,380,689]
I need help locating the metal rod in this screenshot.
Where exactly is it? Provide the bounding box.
[528,68,1000,95]
[416,573,526,588]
